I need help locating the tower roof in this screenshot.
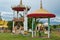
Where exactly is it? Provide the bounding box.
[32,0,49,13]
[32,8,49,13]
[27,0,56,18]
[19,0,24,7]
[12,0,30,11]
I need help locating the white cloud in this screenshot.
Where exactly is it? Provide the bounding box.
[49,16,60,22]
[1,12,13,21]
[36,17,60,23]
[52,17,60,22]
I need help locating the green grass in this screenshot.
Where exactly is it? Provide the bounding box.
[0,32,60,40]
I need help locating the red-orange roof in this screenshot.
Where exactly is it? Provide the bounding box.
[12,6,30,11]
[27,8,56,18]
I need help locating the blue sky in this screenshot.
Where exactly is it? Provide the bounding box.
[0,0,60,24]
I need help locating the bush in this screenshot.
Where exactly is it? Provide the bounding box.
[7,21,13,31]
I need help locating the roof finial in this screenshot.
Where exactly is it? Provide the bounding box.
[20,0,22,6]
[40,0,43,9]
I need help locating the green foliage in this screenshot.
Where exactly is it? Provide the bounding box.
[52,25,57,29]
[28,18,32,29]
[57,24,60,28]
[7,21,13,31]
[7,21,23,31]
[28,18,38,29]
[14,21,23,26]
[19,21,23,26]
[28,18,43,30]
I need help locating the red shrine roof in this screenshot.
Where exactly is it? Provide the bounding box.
[27,8,56,18]
[27,0,56,18]
[12,0,30,11]
[12,6,30,11]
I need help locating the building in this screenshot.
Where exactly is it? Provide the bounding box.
[0,12,8,32]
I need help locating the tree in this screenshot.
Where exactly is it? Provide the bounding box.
[53,25,57,29]
[7,21,13,31]
[28,18,32,29]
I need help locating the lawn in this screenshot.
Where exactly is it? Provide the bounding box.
[0,31,60,40]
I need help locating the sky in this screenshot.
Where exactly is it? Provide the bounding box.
[0,0,60,24]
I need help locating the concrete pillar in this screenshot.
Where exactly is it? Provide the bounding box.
[32,18,35,37]
[24,14,28,31]
[48,18,50,38]
[12,11,15,32]
[23,9,28,31]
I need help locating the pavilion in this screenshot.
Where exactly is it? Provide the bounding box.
[12,0,30,32]
[27,0,56,38]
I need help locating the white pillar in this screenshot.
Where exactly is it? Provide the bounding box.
[24,15,28,31]
[23,9,28,31]
[48,18,50,38]
[32,18,35,37]
[12,11,15,32]
[32,18,34,37]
